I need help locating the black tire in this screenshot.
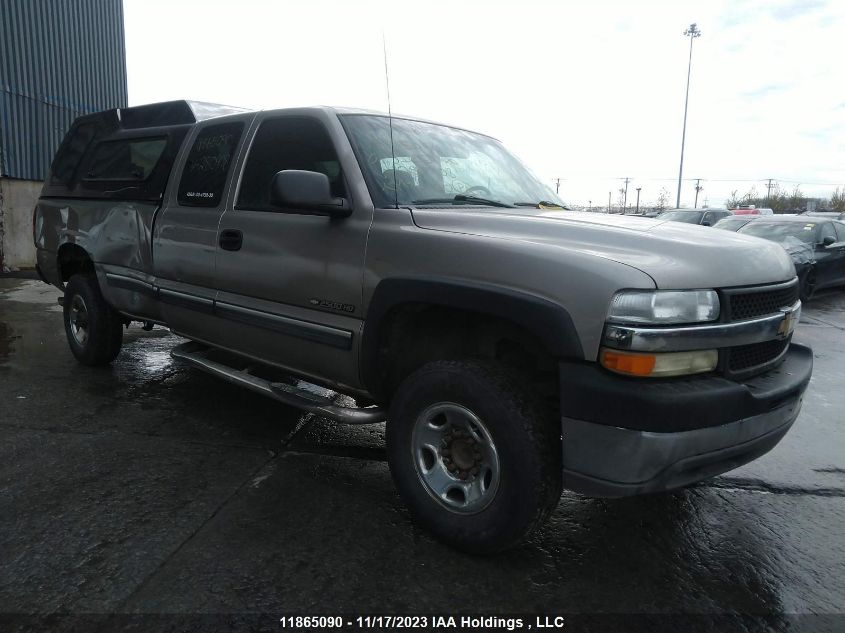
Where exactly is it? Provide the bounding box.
[386,360,562,553]
[63,273,123,366]
[799,267,816,302]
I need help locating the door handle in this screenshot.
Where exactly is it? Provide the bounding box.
[219,229,243,251]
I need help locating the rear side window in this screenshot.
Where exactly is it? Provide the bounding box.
[835,222,845,242]
[50,122,97,185]
[237,117,345,211]
[86,138,167,181]
[177,122,245,207]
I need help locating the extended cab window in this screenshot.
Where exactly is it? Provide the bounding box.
[237,117,345,211]
[177,121,244,207]
[86,138,167,180]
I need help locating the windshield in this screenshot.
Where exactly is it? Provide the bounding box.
[713,218,750,231]
[739,221,819,246]
[340,115,564,208]
[658,210,704,223]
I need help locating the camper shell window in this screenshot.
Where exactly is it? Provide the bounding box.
[85,138,168,181]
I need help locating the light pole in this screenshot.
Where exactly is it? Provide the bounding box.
[635,187,641,214]
[694,179,703,208]
[676,23,701,208]
[622,177,630,214]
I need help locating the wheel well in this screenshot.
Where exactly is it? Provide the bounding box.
[57,244,94,282]
[373,303,559,405]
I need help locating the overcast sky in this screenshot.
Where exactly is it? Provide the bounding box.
[124,0,844,208]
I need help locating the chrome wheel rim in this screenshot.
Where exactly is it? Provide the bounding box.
[68,295,89,347]
[411,402,500,514]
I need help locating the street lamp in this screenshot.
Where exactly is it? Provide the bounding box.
[676,23,701,208]
[635,187,642,214]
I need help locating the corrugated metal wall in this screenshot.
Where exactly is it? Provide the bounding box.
[0,0,127,180]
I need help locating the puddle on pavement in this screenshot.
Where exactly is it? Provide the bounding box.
[0,321,19,363]
[113,330,181,384]
[0,280,63,311]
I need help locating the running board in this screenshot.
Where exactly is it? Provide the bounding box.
[171,342,386,425]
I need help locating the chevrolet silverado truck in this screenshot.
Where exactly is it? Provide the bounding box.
[34,101,812,552]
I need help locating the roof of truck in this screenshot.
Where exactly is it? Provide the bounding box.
[258,105,499,139]
[85,100,497,140]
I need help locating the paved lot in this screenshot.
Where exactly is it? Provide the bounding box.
[1,278,844,632]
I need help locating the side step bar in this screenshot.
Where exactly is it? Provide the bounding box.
[171,342,386,425]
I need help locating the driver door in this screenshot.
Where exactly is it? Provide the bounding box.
[211,112,372,389]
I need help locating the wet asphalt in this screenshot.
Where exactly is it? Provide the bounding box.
[1,278,844,632]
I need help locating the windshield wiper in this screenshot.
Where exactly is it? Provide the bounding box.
[412,195,512,208]
[513,201,569,209]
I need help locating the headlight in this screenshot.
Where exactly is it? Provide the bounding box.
[607,290,720,325]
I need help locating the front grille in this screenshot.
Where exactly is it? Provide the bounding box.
[725,281,799,321]
[727,338,789,373]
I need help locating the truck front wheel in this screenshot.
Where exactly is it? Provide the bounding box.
[63,274,123,366]
[386,360,562,553]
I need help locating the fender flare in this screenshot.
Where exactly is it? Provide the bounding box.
[360,277,584,396]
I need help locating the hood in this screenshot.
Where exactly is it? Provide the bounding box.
[410,208,796,289]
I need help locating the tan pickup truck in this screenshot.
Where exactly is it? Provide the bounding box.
[34,100,812,552]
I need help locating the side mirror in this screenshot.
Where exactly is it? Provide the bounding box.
[822,235,836,247]
[701,220,712,227]
[270,170,351,217]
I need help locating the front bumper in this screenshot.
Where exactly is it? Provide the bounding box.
[560,343,812,497]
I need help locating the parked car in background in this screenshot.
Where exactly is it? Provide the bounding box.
[738,216,845,300]
[713,215,760,232]
[730,205,774,216]
[657,208,731,226]
[804,211,845,220]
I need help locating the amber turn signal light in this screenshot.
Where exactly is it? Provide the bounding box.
[600,349,657,376]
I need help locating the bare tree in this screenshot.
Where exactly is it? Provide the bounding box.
[726,190,741,208]
[733,185,808,214]
[656,187,670,211]
[786,185,805,213]
[829,187,845,212]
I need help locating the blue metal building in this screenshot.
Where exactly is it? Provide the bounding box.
[0,0,127,268]
[0,0,128,180]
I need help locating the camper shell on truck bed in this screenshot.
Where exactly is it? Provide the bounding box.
[35,101,248,311]
[42,101,247,202]
[34,100,813,554]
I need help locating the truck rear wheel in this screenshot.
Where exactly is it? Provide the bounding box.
[63,274,123,366]
[386,360,561,553]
